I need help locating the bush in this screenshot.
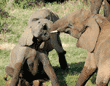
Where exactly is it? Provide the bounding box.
[13,0,42,9]
[6,0,69,9]
[0,8,9,19]
[0,1,11,33]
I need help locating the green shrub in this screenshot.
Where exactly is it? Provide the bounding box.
[0,0,11,33]
[13,0,41,9]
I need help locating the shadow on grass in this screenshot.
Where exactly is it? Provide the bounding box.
[90,72,97,84]
[53,62,85,86]
[53,62,98,85]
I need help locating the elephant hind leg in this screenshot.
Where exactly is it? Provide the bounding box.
[5,66,14,77]
[96,66,110,86]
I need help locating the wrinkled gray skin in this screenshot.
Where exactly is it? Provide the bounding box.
[28,8,68,70]
[5,19,59,86]
[51,9,110,86]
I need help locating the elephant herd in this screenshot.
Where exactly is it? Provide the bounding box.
[4,0,110,86]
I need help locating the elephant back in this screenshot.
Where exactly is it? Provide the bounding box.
[28,8,59,25]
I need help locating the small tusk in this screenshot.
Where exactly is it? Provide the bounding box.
[50,30,58,33]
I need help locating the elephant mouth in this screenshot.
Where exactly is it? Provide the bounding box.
[41,33,50,41]
[35,32,50,42]
[40,29,50,41]
[34,36,50,50]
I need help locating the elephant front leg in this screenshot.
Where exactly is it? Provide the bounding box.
[51,33,68,70]
[76,66,97,86]
[76,52,97,86]
[10,62,22,86]
[57,51,68,70]
[27,56,39,76]
[90,0,104,14]
[39,52,60,86]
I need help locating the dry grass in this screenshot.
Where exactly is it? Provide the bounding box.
[0,43,15,50]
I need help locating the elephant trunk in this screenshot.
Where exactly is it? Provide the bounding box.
[50,9,91,34]
[50,15,71,33]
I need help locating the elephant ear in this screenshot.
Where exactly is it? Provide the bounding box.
[76,18,100,52]
[19,27,33,46]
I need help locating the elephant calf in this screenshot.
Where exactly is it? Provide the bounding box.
[28,8,68,70]
[5,19,59,86]
[51,9,110,86]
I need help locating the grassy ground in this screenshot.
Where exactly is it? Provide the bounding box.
[0,0,108,86]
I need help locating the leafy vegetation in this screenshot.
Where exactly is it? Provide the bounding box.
[0,0,107,86]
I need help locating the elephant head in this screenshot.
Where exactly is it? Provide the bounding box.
[28,8,59,26]
[51,9,100,52]
[19,19,53,47]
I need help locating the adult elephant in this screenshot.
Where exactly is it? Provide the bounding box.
[5,19,59,86]
[51,9,110,86]
[90,0,110,21]
[28,8,68,70]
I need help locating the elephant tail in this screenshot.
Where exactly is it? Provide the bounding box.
[4,74,8,81]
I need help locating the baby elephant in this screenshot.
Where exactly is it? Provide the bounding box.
[51,9,110,86]
[5,19,59,86]
[28,8,68,70]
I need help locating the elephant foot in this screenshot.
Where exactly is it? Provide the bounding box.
[33,80,40,86]
[58,51,68,70]
[19,78,31,86]
[5,66,14,77]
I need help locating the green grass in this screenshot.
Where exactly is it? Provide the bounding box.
[0,0,108,86]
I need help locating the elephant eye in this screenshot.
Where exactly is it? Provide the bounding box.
[32,18,39,21]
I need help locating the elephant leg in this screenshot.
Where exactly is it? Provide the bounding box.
[55,33,68,70]
[19,78,31,86]
[104,0,110,21]
[5,65,14,77]
[76,52,97,86]
[10,62,22,86]
[96,65,110,86]
[27,56,39,76]
[33,80,40,86]
[39,52,59,86]
[5,65,23,81]
[57,52,68,70]
[90,0,104,14]
[50,33,65,53]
